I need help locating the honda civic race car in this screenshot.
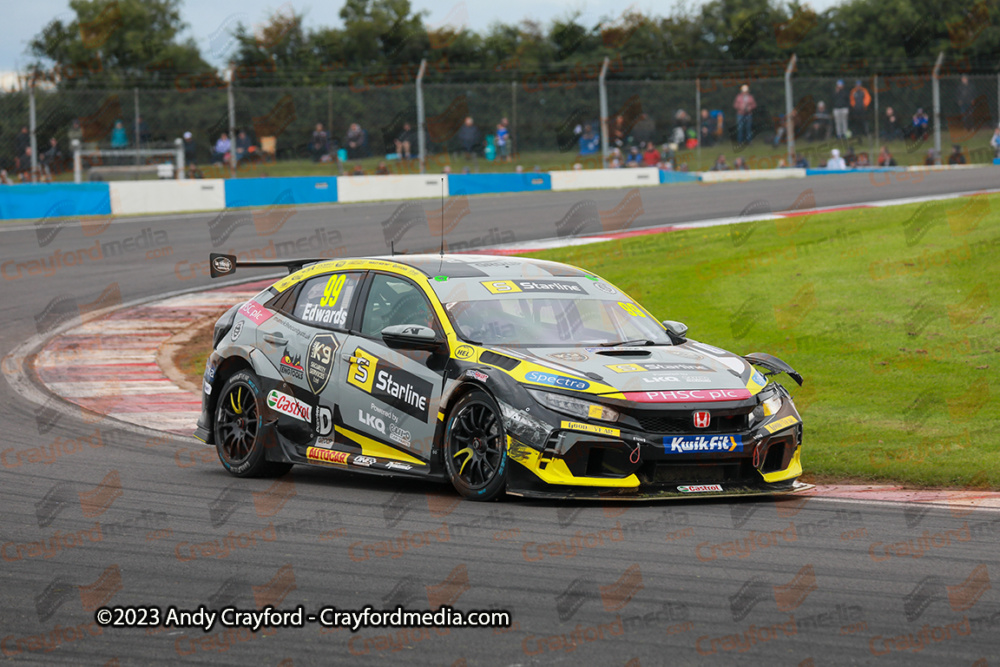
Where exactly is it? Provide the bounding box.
[195,252,807,501]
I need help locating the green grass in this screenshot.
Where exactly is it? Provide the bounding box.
[525,194,1000,488]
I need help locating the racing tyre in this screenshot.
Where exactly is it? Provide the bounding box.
[214,370,292,477]
[443,389,507,501]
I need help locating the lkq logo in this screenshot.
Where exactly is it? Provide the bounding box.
[359,410,386,435]
[693,411,710,428]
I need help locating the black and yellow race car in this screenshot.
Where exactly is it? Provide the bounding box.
[195,253,807,501]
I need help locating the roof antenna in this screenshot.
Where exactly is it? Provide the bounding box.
[391,240,395,256]
[439,177,445,258]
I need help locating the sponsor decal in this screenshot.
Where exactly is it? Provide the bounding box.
[524,370,590,391]
[231,319,243,341]
[385,461,413,471]
[315,406,333,436]
[454,345,476,360]
[279,353,304,380]
[678,484,724,493]
[307,447,349,465]
[465,370,489,382]
[665,435,743,454]
[693,411,711,429]
[212,256,233,274]
[752,370,768,386]
[359,409,387,434]
[238,300,272,325]
[593,282,616,294]
[266,390,311,422]
[203,380,212,395]
[353,455,377,467]
[607,362,714,373]
[763,415,799,434]
[301,303,347,326]
[389,424,411,445]
[641,375,712,384]
[548,352,589,363]
[480,279,585,295]
[315,437,335,449]
[560,421,621,437]
[306,334,337,394]
[347,348,433,421]
[626,389,752,403]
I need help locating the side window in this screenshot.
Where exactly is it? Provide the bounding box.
[292,272,362,330]
[361,274,437,337]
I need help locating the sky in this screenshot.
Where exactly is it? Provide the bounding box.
[2,0,843,78]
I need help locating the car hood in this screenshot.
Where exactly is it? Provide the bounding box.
[512,340,763,397]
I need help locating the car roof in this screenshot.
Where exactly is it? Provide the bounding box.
[357,254,593,279]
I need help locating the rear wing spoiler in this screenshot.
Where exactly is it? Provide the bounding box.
[209,253,327,279]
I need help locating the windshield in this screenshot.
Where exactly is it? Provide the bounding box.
[443,296,672,346]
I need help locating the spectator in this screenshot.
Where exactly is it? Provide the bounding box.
[948,144,967,165]
[608,147,622,168]
[660,143,677,168]
[699,109,716,147]
[991,128,1000,158]
[137,116,151,146]
[844,145,857,167]
[14,126,30,172]
[309,123,330,162]
[17,147,34,181]
[235,130,252,163]
[807,101,831,141]
[67,119,83,148]
[457,117,480,159]
[375,161,390,175]
[0,169,11,184]
[633,113,655,146]
[625,145,642,167]
[351,164,365,176]
[956,75,977,131]
[882,107,902,141]
[395,122,415,160]
[924,149,937,166]
[578,125,599,155]
[344,123,368,159]
[849,79,871,138]
[877,146,897,167]
[826,148,846,169]
[733,157,748,170]
[733,84,757,145]
[40,137,62,179]
[855,152,870,167]
[642,142,659,166]
[111,120,128,149]
[711,154,729,171]
[832,80,850,139]
[212,132,231,164]
[908,109,929,141]
[671,109,690,145]
[611,115,627,148]
[183,131,197,166]
[495,118,511,162]
[793,152,809,169]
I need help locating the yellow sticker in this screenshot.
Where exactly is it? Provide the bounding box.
[618,301,646,317]
[587,404,605,419]
[480,280,523,294]
[346,347,378,394]
[320,273,346,308]
[454,345,476,361]
[763,416,799,434]
[605,363,645,373]
[560,421,621,437]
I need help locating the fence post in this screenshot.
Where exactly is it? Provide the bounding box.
[29,78,38,183]
[134,87,140,168]
[176,138,185,180]
[73,139,82,184]
[932,51,944,166]
[327,84,333,149]
[785,54,797,167]
[416,58,427,175]
[599,56,610,168]
[228,66,236,177]
[873,74,879,159]
[695,77,701,165]
[511,80,517,158]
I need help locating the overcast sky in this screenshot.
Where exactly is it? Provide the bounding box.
[3,0,843,75]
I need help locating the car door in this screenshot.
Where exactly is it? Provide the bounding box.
[255,271,364,445]
[337,271,448,469]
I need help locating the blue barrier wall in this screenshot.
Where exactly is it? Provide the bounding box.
[224,177,338,208]
[659,170,699,184]
[0,183,111,220]
[447,173,551,196]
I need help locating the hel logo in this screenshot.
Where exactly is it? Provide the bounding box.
[266,390,311,422]
[693,411,711,429]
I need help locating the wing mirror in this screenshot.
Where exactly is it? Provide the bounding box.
[661,320,688,342]
[381,324,447,352]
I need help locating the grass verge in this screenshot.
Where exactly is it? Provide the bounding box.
[526,194,999,488]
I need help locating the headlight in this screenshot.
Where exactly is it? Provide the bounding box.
[527,389,620,422]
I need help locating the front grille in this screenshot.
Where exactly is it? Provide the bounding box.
[629,411,748,434]
[638,459,757,486]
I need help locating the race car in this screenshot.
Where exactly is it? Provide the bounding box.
[195,252,807,501]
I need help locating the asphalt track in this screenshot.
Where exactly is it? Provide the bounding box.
[2,170,999,665]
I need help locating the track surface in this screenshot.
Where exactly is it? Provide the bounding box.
[2,171,998,664]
